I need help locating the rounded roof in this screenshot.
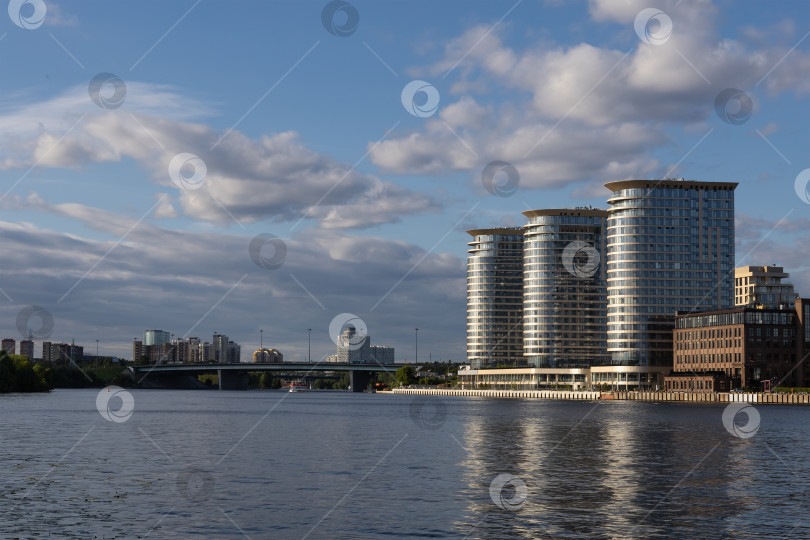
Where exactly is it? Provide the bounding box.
[522,208,608,218]
[466,227,524,237]
[604,179,738,191]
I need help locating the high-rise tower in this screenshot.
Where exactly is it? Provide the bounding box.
[522,208,608,368]
[605,179,737,366]
[466,228,524,368]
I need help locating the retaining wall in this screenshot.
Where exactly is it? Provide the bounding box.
[390,388,810,404]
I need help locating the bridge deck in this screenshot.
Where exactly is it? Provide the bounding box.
[129,362,404,374]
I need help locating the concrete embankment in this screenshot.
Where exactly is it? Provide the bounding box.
[391,388,810,404]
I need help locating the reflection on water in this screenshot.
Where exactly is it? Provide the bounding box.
[1,390,809,538]
[453,399,810,539]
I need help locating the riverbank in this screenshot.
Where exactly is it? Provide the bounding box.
[391,388,810,404]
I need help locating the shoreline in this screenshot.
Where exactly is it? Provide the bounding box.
[390,388,810,405]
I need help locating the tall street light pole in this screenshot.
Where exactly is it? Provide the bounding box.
[96,339,99,368]
[308,328,312,363]
[415,328,419,365]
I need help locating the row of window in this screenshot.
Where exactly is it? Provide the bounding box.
[608,197,734,208]
[675,352,796,364]
[609,208,732,219]
[667,379,715,391]
[608,253,732,262]
[609,187,734,198]
[677,311,795,328]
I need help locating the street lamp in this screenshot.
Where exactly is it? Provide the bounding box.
[95,339,99,368]
[415,328,419,364]
[308,328,312,363]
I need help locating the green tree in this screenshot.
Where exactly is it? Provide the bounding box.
[0,354,15,392]
[0,352,52,392]
[396,365,416,386]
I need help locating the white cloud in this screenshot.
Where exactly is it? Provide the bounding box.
[371,1,810,193]
[0,85,440,230]
[44,3,78,26]
[153,194,178,219]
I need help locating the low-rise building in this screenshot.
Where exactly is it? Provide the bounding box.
[672,299,808,390]
[664,373,732,393]
[735,265,798,308]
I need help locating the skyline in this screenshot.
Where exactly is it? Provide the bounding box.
[3,0,810,362]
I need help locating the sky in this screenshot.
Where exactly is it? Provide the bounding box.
[2,0,810,363]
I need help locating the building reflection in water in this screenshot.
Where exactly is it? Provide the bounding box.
[452,400,755,539]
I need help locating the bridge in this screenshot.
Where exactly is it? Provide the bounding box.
[126,362,404,391]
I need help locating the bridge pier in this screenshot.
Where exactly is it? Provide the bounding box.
[349,371,371,392]
[218,370,249,390]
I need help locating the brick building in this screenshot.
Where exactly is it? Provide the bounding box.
[672,298,808,390]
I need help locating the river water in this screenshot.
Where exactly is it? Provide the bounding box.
[1,389,809,539]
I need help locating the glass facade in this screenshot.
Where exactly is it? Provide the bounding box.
[143,329,171,347]
[466,228,524,368]
[522,209,608,368]
[605,181,737,366]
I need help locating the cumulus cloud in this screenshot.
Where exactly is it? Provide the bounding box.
[371,0,810,193]
[0,84,441,230]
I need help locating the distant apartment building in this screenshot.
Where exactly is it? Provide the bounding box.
[228,341,241,363]
[42,342,83,365]
[253,348,283,363]
[331,327,395,364]
[143,329,171,347]
[370,345,395,364]
[187,337,201,363]
[19,340,34,360]
[466,228,524,369]
[522,209,608,368]
[735,265,798,308]
[2,338,15,354]
[337,326,371,363]
[212,333,240,363]
[132,340,164,363]
[202,342,214,363]
[132,340,143,362]
[605,180,737,367]
[134,332,241,364]
[671,298,809,389]
[173,339,190,363]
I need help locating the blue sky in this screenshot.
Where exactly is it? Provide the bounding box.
[2,0,810,362]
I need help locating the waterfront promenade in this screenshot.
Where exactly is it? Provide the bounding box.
[392,388,810,404]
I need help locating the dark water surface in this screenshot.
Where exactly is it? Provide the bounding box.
[1,389,809,539]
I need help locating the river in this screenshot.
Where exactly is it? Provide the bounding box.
[1,388,808,539]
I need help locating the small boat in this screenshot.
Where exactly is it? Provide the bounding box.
[289,380,307,392]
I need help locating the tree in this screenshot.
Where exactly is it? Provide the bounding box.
[0,352,52,392]
[396,365,416,386]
